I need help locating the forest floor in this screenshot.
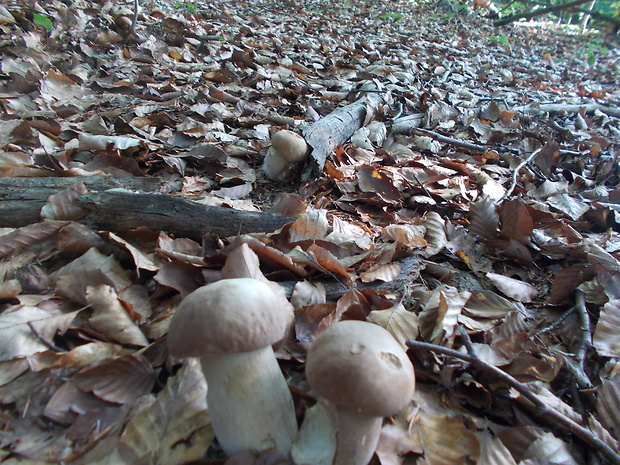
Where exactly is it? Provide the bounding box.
[0,0,620,464]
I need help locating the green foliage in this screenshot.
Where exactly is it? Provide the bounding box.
[584,37,610,66]
[488,35,510,46]
[173,1,197,13]
[33,13,53,31]
[379,12,404,19]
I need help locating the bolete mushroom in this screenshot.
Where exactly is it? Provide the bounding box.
[262,129,309,181]
[304,320,415,465]
[167,278,298,457]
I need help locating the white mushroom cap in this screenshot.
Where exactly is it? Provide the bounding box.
[305,320,415,417]
[271,130,309,163]
[167,278,288,357]
[262,130,309,181]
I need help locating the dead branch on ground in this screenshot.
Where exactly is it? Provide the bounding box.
[494,0,593,26]
[406,339,620,465]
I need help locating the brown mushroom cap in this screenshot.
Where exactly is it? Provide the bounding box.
[305,320,415,417]
[271,130,309,163]
[168,278,288,358]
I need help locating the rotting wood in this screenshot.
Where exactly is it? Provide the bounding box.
[74,191,294,239]
[0,176,163,228]
[0,176,294,239]
[302,84,388,178]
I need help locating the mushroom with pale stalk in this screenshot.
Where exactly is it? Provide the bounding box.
[167,278,298,457]
[304,320,415,465]
[262,129,309,181]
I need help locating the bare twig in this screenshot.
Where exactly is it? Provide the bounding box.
[406,340,620,465]
[533,306,577,339]
[411,128,488,153]
[573,290,591,369]
[500,149,542,202]
[28,322,63,352]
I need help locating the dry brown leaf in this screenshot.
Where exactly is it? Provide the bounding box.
[382,224,428,248]
[463,291,518,319]
[155,232,205,266]
[418,286,471,344]
[40,182,88,221]
[593,299,620,358]
[0,306,78,361]
[360,262,401,283]
[119,358,213,465]
[72,354,157,404]
[486,273,538,303]
[291,281,327,309]
[407,387,480,465]
[499,199,534,245]
[423,211,447,256]
[596,372,620,441]
[368,303,419,348]
[477,432,517,465]
[288,209,329,242]
[87,285,149,347]
[469,197,499,241]
[0,220,68,260]
[54,248,132,305]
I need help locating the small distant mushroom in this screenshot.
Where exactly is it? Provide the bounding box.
[262,129,309,181]
[167,278,298,457]
[304,320,415,465]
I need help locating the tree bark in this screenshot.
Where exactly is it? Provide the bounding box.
[0,176,294,239]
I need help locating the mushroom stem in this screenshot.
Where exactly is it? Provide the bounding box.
[329,403,383,465]
[200,346,297,456]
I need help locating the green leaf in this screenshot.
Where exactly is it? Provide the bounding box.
[33,13,53,31]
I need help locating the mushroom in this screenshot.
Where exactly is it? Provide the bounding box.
[262,129,309,181]
[167,278,298,457]
[304,320,415,465]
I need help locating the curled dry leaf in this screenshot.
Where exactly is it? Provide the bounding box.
[291,281,327,309]
[368,303,419,348]
[87,285,149,347]
[288,209,329,243]
[486,273,538,303]
[40,182,88,221]
[360,262,401,283]
[418,285,471,344]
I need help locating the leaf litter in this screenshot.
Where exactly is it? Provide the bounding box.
[0,0,619,463]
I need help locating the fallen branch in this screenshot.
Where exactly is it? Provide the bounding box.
[74,191,294,239]
[302,84,389,178]
[515,102,620,118]
[494,0,593,26]
[406,340,620,465]
[500,149,542,202]
[0,176,294,239]
[411,128,488,153]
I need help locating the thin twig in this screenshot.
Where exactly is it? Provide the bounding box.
[406,340,620,465]
[573,290,591,369]
[411,128,488,153]
[533,305,577,339]
[457,326,478,360]
[28,322,63,352]
[500,149,542,202]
